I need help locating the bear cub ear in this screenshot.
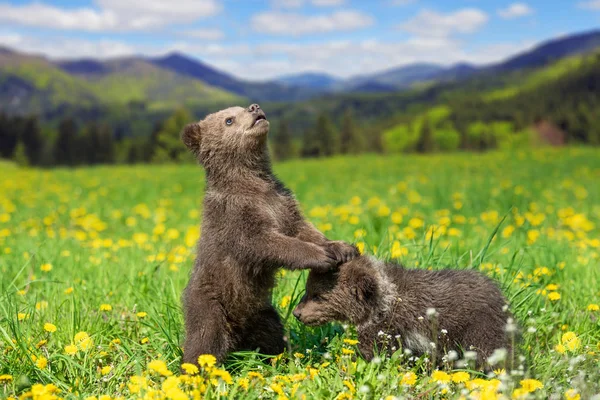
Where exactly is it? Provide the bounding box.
[181,122,202,155]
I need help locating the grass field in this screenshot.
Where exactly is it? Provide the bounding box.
[1,148,599,399]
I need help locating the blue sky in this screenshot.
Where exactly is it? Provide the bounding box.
[0,0,598,80]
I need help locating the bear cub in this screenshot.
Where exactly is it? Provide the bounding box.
[181,104,358,366]
[294,256,516,369]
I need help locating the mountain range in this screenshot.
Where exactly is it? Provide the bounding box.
[1,29,600,119]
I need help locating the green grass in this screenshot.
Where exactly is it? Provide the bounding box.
[1,148,599,399]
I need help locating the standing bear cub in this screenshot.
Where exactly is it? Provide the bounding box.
[181,104,358,365]
[294,256,516,369]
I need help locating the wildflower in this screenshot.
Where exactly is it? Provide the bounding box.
[238,377,250,390]
[565,389,581,400]
[294,352,305,358]
[343,380,355,393]
[100,304,112,312]
[101,366,112,376]
[0,374,12,383]
[248,371,264,381]
[17,313,27,321]
[519,379,543,393]
[527,229,540,244]
[587,304,599,311]
[548,292,561,301]
[136,311,147,318]
[40,263,52,272]
[36,357,48,369]
[140,337,149,344]
[431,370,450,384]
[280,296,291,309]
[198,354,217,368]
[211,368,233,384]
[44,323,57,333]
[65,344,78,355]
[342,348,355,355]
[148,360,172,376]
[74,332,93,350]
[182,363,199,375]
[64,287,74,294]
[36,340,47,348]
[451,371,470,383]
[343,338,359,346]
[561,332,580,351]
[400,371,417,386]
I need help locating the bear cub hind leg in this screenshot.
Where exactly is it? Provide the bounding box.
[238,306,286,357]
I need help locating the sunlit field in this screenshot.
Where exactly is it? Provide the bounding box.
[1,148,599,399]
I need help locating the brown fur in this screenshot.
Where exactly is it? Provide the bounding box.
[294,256,516,370]
[181,104,358,365]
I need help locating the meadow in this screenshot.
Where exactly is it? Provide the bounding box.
[1,148,599,399]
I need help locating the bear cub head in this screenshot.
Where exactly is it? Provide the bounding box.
[293,256,383,326]
[181,104,269,165]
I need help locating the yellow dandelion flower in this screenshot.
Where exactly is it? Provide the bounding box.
[431,370,450,384]
[74,331,93,351]
[238,377,250,390]
[561,332,580,351]
[546,283,559,291]
[44,323,57,333]
[356,242,365,254]
[136,311,147,318]
[548,292,561,301]
[64,287,74,295]
[99,304,112,312]
[182,363,199,375]
[65,344,78,355]
[294,352,305,358]
[451,371,470,383]
[519,379,543,393]
[342,348,354,355]
[198,354,217,368]
[400,371,417,386]
[101,366,112,376]
[343,338,359,346]
[248,371,264,381]
[36,357,48,369]
[36,340,47,348]
[565,389,580,400]
[211,369,233,384]
[40,263,52,272]
[0,374,12,383]
[17,313,27,321]
[343,380,355,393]
[587,304,599,311]
[148,360,172,376]
[555,343,566,354]
[140,337,149,344]
[280,296,291,309]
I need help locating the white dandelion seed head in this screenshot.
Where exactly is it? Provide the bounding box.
[447,350,459,361]
[426,307,438,317]
[464,351,478,360]
[487,348,507,366]
[359,385,370,393]
[527,327,537,333]
[441,329,448,334]
[372,357,382,364]
[418,316,424,321]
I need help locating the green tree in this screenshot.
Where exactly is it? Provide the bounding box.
[433,128,461,151]
[273,119,293,161]
[416,118,434,153]
[301,127,321,158]
[339,108,364,154]
[13,141,28,166]
[152,108,192,163]
[54,118,79,166]
[315,113,338,157]
[21,116,43,165]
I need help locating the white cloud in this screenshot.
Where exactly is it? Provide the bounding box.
[578,0,600,9]
[498,3,534,19]
[0,32,137,59]
[400,8,488,38]
[271,0,345,7]
[252,10,373,36]
[180,29,224,40]
[0,0,220,32]
[0,30,537,81]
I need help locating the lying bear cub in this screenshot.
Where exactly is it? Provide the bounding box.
[293,256,516,369]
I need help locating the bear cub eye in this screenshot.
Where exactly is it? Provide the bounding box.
[226,118,233,126]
